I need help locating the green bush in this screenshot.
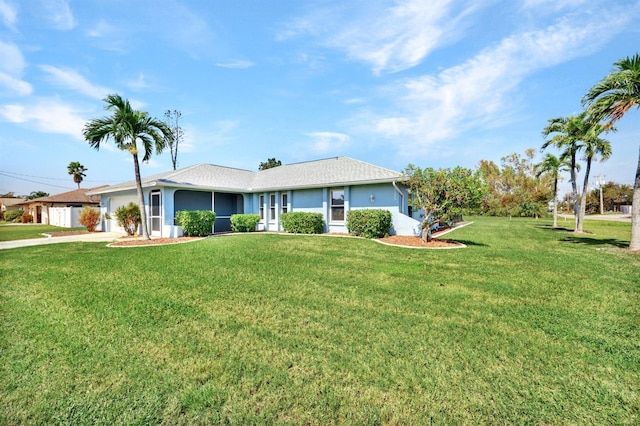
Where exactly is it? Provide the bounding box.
[280,212,324,234]
[79,207,101,232]
[175,210,216,237]
[513,201,547,218]
[346,209,392,238]
[115,203,141,236]
[3,209,23,222]
[230,214,260,232]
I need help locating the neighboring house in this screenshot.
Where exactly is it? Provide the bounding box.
[0,197,25,215]
[89,157,422,237]
[19,187,104,227]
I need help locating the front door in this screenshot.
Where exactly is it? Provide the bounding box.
[150,191,162,236]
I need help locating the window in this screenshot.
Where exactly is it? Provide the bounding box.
[330,188,344,222]
[281,193,288,214]
[270,193,276,220]
[259,195,265,220]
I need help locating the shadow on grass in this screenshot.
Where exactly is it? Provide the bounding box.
[536,225,574,232]
[560,235,629,248]
[452,239,488,247]
[536,224,629,248]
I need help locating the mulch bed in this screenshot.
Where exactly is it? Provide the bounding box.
[377,235,463,248]
[47,228,464,249]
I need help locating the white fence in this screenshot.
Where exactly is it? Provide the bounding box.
[48,207,83,228]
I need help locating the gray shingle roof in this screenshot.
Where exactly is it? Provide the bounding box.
[250,157,404,190]
[89,157,405,195]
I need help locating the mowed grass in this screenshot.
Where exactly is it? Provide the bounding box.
[1,217,638,424]
[0,223,85,241]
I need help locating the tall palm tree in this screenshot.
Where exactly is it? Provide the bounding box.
[542,114,587,231]
[83,94,172,240]
[535,153,570,228]
[583,53,640,250]
[67,161,87,188]
[578,125,613,230]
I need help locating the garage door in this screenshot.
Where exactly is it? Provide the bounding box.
[108,195,138,234]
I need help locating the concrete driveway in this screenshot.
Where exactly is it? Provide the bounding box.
[0,232,121,250]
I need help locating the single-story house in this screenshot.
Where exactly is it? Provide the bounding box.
[0,197,25,215]
[19,187,104,227]
[88,157,422,237]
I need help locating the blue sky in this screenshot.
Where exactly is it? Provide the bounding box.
[1,0,639,197]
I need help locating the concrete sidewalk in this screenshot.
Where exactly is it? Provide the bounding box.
[557,214,631,223]
[0,232,121,250]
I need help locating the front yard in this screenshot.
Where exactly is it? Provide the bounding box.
[0,223,86,242]
[0,217,638,424]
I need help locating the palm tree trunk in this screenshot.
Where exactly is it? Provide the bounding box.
[630,146,640,251]
[132,152,151,240]
[552,177,558,228]
[576,157,592,233]
[570,151,580,231]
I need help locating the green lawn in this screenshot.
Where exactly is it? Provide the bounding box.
[0,223,85,241]
[1,217,638,424]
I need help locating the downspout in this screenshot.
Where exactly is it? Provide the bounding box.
[392,180,404,214]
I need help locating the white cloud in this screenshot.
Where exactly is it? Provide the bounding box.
[39,65,112,99]
[128,99,146,110]
[87,19,114,38]
[0,41,31,95]
[42,0,75,30]
[215,60,255,69]
[345,98,365,104]
[125,73,150,91]
[369,9,631,156]
[0,98,86,139]
[156,1,214,56]
[0,73,32,96]
[187,120,240,151]
[279,0,482,74]
[520,0,592,12]
[85,19,128,52]
[305,131,350,154]
[139,158,163,168]
[0,0,17,29]
[0,40,25,75]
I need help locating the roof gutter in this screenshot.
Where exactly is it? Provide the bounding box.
[89,176,411,196]
[87,181,157,196]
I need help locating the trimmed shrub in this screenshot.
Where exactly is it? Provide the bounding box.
[280,212,324,234]
[78,207,101,232]
[175,210,216,237]
[230,214,260,232]
[347,209,392,238]
[3,209,23,222]
[115,202,141,236]
[21,213,33,223]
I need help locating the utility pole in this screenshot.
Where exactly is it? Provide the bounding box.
[595,174,605,215]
